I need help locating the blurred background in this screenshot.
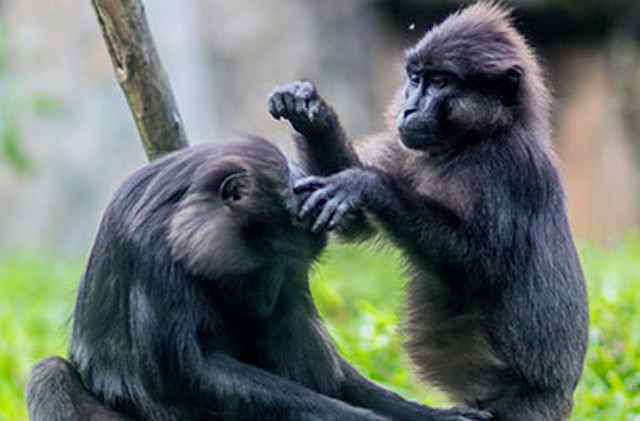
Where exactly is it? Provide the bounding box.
[1,0,640,254]
[1,0,639,419]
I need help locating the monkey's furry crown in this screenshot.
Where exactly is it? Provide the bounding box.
[408,2,533,74]
[407,1,550,129]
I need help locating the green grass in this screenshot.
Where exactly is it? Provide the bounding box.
[1,235,640,419]
[0,255,81,421]
[571,238,640,419]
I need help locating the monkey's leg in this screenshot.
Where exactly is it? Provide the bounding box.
[338,360,492,421]
[26,356,133,421]
[269,80,360,176]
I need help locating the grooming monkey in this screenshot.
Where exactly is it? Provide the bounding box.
[270,3,589,420]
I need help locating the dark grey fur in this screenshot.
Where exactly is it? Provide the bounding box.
[26,136,489,421]
[269,3,589,421]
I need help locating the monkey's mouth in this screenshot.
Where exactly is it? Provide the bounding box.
[398,116,442,148]
[398,128,441,151]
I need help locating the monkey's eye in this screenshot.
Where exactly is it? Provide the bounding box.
[218,172,249,203]
[428,72,451,89]
[408,72,421,86]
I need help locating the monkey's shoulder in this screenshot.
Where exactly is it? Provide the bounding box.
[356,132,402,169]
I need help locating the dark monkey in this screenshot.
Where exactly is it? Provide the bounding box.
[26,137,489,421]
[269,3,589,421]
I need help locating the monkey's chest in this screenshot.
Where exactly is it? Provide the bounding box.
[403,277,507,403]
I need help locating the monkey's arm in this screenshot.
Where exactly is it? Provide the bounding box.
[296,168,465,260]
[269,81,360,176]
[270,81,375,241]
[338,359,492,421]
[185,352,388,421]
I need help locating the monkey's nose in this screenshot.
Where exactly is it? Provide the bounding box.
[403,107,418,119]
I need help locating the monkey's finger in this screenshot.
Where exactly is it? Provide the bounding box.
[470,410,493,421]
[295,82,318,117]
[298,186,337,219]
[299,190,328,219]
[289,80,313,99]
[295,185,326,220]
[307,100,320,121]
[268,93,286,120]
[297,80,316,100]
[447,409,494,421]
[327,201,353,231]
[268,101,280,120]
[311,197,342,233]
[282,91,295,115]
[294,93,309,118]
[294,177,327,193]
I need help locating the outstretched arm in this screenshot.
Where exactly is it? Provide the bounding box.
[338,359,492,421]
[185,351,388,421]
[295,168,467,263]
[27,356,388,421]
[191,351,490,421]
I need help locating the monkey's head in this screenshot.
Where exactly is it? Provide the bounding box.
[397,2,550,153]
[166,137,327,279]
[104,137,326,283]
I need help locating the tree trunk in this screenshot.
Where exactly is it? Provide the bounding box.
[90,0,188,160]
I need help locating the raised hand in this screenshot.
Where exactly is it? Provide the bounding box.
[268,80,339,138]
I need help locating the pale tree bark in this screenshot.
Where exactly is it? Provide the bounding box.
[90,0,188,161]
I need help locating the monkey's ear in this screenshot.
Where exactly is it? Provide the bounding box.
[502,66,522,104]
[219,171,249,203]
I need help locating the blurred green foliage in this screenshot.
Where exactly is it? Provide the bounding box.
[0,21,67,175]
[1,236,639,420]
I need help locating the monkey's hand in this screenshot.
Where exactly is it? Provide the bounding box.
[269,81,339,138]
[295,168,378,233]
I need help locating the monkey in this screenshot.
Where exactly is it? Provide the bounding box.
[26,136,491,421]
[268,3,590,421]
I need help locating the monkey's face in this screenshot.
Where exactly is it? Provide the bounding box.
[168,140,326,280]
[397,2,532,154]
[397,63,458,151]
[397,58,522,153]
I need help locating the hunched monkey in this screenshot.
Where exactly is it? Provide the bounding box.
[27,136,489,421]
